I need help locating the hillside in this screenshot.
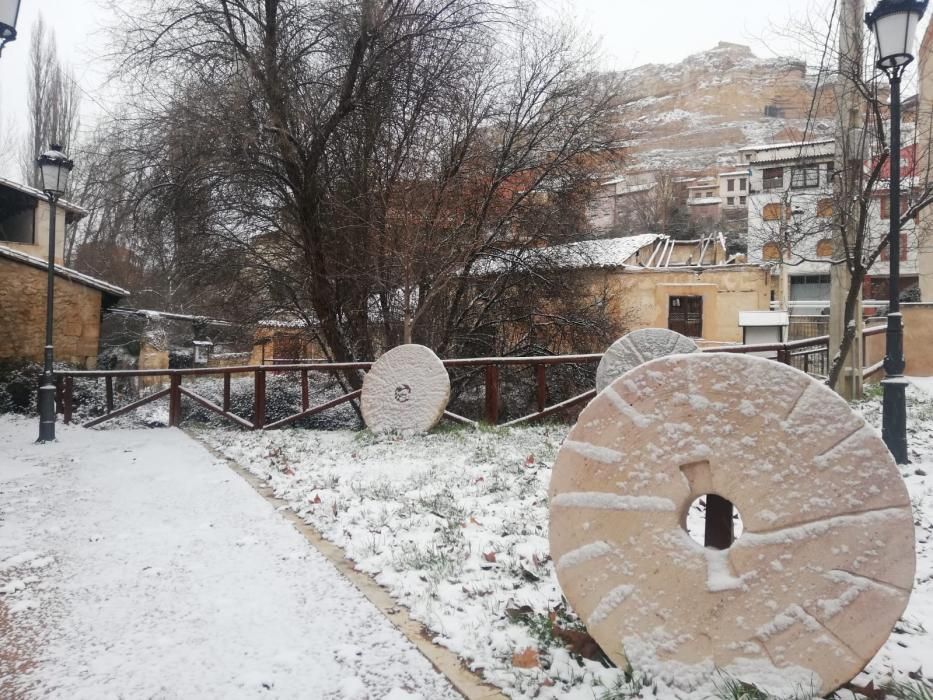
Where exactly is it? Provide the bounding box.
[611,42,837,173]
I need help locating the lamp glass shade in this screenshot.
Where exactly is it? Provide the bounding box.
[871,9,922,68]
[0,0,20,39]
[37,146,75,197]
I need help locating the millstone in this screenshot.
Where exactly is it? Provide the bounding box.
[550,353,914,696]
[596,328,698,393]
[361,344,450,434]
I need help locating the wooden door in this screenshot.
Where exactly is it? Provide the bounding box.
[668,295,703,338]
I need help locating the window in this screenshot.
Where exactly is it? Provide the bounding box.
[762,167,784,191]
[706,191,714,198]
[669,296,703,338]
[817,198,833,218]
[762,203,785,221]
[740,178,747,191]
[880,195,917,221]
[815,238,834,257]
[727,179,735,192]
[880,233,909,262]
[791,166,819,189]
[727,197,735,206]
[762,243,782,261]
[739,196,747,205]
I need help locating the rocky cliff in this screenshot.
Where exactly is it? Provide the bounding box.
[611,42,837,173]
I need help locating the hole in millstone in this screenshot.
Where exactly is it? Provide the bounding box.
[684,493,744,549]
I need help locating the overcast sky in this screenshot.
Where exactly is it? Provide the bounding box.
[0,0,886,178]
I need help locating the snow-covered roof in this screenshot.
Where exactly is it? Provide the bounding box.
[738,139,834,152]
[474,234,661,275]
[258,318,308,329]
[718,170,750,178]
[108,307,235,327]
[688,197,722,205]
[0,176,89,217]
[0,244,128,297]
[741,140,835,165]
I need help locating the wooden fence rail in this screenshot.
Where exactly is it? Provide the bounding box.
[55,327,885,431]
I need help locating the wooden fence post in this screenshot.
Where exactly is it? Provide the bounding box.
[254,369,266,429]
[63,376,73,424]
[704,495,734,550]
[484,365,499,425]
[105,376,114,414]
[169,374,181,427]
[223,373,231,413]
[301,369,310,411]
[535,365,547,413]
[55,376,64,415]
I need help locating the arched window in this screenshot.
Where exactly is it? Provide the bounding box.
[762,243,782,261]
[815,238,834,257]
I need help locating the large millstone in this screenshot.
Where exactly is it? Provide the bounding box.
[549,353,915,696]
[596,328,698,393]
[361,344,450,434]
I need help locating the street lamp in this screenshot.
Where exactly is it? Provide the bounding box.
[0,0,22,57]
[865,0,928,464]
[36,144,74,443]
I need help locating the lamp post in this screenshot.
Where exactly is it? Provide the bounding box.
[865,0,928,464]
[36,144,74,443]
[0,0,22,57]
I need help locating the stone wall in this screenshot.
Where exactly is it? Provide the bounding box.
[904,303,933,377]
[587,264,776,344]
[0,257,103,368]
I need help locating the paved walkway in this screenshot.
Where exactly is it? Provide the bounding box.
[0,418,460,699]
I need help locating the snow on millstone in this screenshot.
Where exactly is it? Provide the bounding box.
[549,352,915,697]
[595,328,698,393]
[361,344,450,434]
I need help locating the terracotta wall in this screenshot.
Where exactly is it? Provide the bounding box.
[0,257,103,367]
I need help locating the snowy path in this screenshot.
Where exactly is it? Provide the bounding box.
[0,417,460,700]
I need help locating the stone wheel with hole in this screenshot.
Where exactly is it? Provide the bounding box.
[549,353,914,696]
[595,328,698,393]
[361,344,450,434]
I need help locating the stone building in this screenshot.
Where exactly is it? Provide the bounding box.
[0,245,128,367]
[478,233,776,345]
[0,178,129,368]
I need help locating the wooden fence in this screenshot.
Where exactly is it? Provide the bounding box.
[55,328,885,431]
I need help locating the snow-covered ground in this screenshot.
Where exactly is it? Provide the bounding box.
[198,382,933,700]
[0,419,459,699]
[2,379,930,699]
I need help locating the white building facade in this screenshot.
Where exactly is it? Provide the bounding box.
[743,140,922,314]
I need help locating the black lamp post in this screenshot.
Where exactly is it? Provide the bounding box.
[36,144,74,443]
[866,0,928,464]
[0,0,22,57]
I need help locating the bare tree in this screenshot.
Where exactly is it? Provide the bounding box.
[21,15,80,187]
[748,10,933,392]
[101,0,623,381]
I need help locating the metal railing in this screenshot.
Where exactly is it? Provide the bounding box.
[54,328,885,431]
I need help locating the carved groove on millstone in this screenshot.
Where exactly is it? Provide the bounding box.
[361,344,450,434]
[596,328,698,393]
[549,353,915,697]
